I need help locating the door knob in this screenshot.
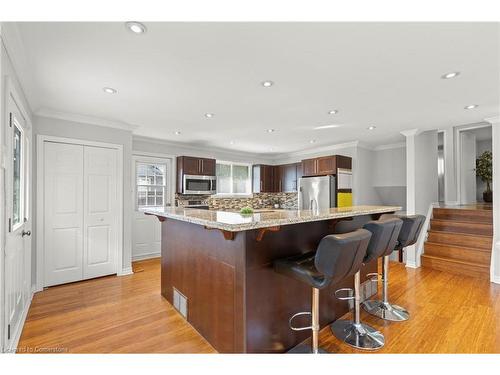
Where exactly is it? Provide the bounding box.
[22,230,31,237]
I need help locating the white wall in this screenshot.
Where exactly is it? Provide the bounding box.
[33,115,134,275]
[476,138,492,202]
[352,146,382,206]
[372,146,406,210]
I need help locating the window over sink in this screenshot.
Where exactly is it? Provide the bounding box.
[216,161,252,196]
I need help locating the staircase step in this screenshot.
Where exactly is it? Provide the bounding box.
[433,207,492,224]
[427,230,492,250]
[430,219,493,236]
[424,242,491,265]
[421,254,490,279]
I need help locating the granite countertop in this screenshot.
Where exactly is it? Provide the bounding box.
[143,205,402,232]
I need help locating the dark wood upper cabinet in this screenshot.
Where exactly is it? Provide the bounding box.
[316,156,336,175]
[200,158,216,175]
[177,156,217,193]
[253,165,275,193]
[300,155,350,177]
[302,158,317,177]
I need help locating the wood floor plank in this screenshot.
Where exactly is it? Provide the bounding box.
[17,257,500,353]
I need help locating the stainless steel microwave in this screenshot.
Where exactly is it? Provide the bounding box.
[183,174,217,195]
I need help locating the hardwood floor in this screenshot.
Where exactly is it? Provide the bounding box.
[18,258,500,353]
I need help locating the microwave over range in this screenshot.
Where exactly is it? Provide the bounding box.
[183,174,217,195]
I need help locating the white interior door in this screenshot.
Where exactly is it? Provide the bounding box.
[44,142,84,286]
[83,146,118,279]
[460,132,477,204]
[4,103,31,348]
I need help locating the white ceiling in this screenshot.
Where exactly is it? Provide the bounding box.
[12,22,500,155]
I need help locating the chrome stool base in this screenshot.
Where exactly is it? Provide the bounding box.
[362,300,409,322]
[330,320,385,350]
[288,343,329,354]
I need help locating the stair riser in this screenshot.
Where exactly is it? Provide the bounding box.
[430,220,493,236]
[424,244,491,265]
[432,212,492,224]
[421,256,490,279]
[427,232,492,250]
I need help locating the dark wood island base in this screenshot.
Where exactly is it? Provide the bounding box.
[160,215,383,353]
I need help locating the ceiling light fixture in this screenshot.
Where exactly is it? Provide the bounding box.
[229,140,235,145]
[205,113,214,118]
[328,110,338,115]
[103,87,117,94]
[309,140,316,144]
[262,81,274,87]
[441,71,460,79]
[125,21,147,34]
[174,131,181,135]
[269,148,274,151]
[313,124,341,130]
[267,129,275,133]
[464,104,478,110]
[367,125,376,130]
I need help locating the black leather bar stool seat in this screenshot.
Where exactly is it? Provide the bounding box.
[362,214,426,321]
[274,229,372,354]
[331,217,403,350]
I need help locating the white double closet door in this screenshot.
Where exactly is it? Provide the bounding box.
[44,142,119,287]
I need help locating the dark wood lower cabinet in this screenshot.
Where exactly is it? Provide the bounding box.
[161,216,380,353]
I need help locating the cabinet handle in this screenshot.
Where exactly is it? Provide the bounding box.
[279,180,282,191]
[199,159,202,173]
[260,181,263,191]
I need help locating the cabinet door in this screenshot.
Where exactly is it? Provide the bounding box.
[282,164,298,192]
[200,158,216,175]
[301,158,317,176]
[336,155,352,170]
[182,156,202,175]
[261,165,275,192]
[316,156,336,175]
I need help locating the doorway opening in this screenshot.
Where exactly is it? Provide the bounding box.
[457,124,493,205]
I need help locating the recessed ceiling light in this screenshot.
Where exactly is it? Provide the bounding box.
[367,125,376,130]
[328,110,338,115]
[267,129,276,133]
[103,87,117,94]
[309,140,316,144]
[174,131,181,135]
[262,81,274,87]
[464,104,478,110]
[441,71,460,79]
[229,140,235,145]
[269,148,274,151]
[125,21,147,34]
[313,124,342,130]
[205,113,214,118]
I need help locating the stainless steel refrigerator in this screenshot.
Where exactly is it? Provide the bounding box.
[298,175,336,210]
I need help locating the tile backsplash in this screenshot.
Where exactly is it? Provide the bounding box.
[176,192,298,210]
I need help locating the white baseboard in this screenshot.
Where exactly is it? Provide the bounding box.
[491,275,500,284]
[117,266,133,276]
[132,252,161,262]
[405,261,418,269]
[5,291,33,353]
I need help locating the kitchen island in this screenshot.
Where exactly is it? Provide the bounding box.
[145,205,401,353]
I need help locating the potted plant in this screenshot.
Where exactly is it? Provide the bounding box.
[475,150,493,203]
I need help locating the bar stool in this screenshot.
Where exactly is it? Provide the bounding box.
[330,217,403,350]
[362,214,426,321]
[273,229,372,353]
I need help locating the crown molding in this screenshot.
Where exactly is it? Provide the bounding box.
[400,128,420,137]
[373,142,406,151]
[35,108,139,132]
[132,135,274,164]
[484,116,500,125]
[271,140,360,160]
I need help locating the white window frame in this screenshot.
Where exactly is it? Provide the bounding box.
[133,154,173,211]
[215,160,253,198]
